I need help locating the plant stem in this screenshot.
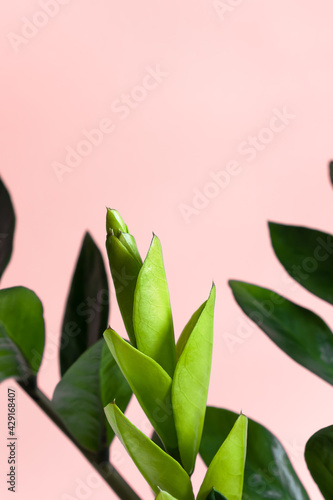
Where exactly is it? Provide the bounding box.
[17,380,142,500]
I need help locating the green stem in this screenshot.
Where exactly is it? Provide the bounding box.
[17,380,142,500]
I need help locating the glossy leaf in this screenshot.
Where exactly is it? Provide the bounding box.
[269,222,333,304]
[60,232,109,376]
[229,280,333,385]
[172,285,216,474]
[133,235,176,377]
[0,179,15,280]
[206,490,228,500]
[176,301,206,359]
[200,407,310,500]
[105,403,194,500]
[0,287,45,382]
[305,425,333,499]
[197,414,247,500]
[106,230,142,347]
[103,328,178,452]
[53,339,131,453]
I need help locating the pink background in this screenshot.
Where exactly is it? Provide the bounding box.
[1,1,333,498]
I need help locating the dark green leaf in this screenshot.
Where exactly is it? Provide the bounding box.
[0,287,44,383]
[206,489,228,500]
[0,178,15,279]
[200,407,310,500]
[197,414,247,500]
[105,403,194,500]
[53,339,131,454]
[269,222,333,304]
[60,232,109,376]
[229,281,333,385]
[305,425,333,500]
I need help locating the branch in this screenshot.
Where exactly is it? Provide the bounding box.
[17,380,142,500]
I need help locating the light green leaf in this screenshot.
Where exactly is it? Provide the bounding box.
[172,285,215,474]
[106,209,142,347]
[176,301,206,359]
[105,403,194,500]
[133,235,176,377]
[0,287,45,383]
[103,328,178,452]
[229,281,333,385]
[197,414,247,500]
[305,425,333,500]
[155,490,178,499]
[200,407,310,500]
[53,339,132,453]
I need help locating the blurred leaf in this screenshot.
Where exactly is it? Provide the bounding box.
[151,430,166,451]
[197,414,247,500]
[269,222,333,304]
[0,178,15,279]
[172,285,215,474]
[60,232,109,376]
[105,403,194,500]
[206,490,228,500]
[155,490,178,500]
[329,161,333,187]
[305,425,333,500]
[53,339,131,454]
[133,235,176,377]
[229,281,333,385]
[0,287,45,382]
[200,407,310,500]
[104,328,178,452]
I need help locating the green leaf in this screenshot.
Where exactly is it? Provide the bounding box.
[106,231,142,347]
[133,235,176,377]
[269,222,333,304]
[176,301,206,359]
[205,490,228,500]
[200,407,310,500]
[53,339,131,454]
[229,280,333,385]
[60,232,109,376]
[0,287,45,382]
[155,490,178,500]
[103,328,178,452]
[197,414,247,500]
[104,403,194,500]
[0,178,15,279]
[305,425,333,500]
[172,285,216,474]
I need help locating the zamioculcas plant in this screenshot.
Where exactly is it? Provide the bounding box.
[103,209,248,499]
[0,176,313,499]
[229,163,333,499]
